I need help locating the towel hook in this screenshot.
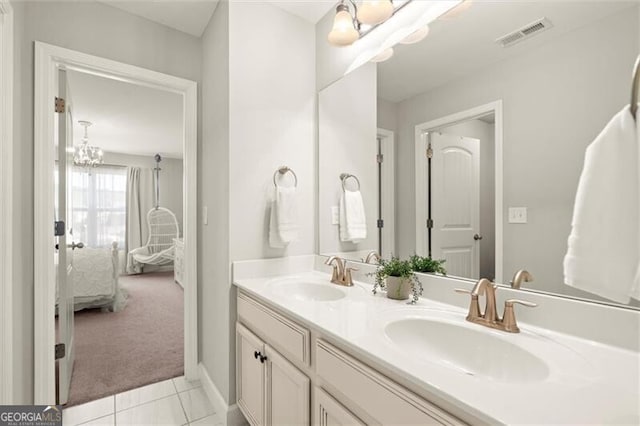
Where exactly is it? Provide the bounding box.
[340,173,361,192]
[273,166,298,188]
[631,55,640,121]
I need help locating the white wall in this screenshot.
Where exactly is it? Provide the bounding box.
[228,1,316,262]
[200,0,231,407]
[319,64,377,256]
[103,152,184,233]
[377,98,398,133]
[438,120,495,279]
[394,8,638,299]
[11,0,201,403]
[199,0,316,407]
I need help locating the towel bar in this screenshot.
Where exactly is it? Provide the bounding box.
[340,173,361,192]
[273,166,298,188]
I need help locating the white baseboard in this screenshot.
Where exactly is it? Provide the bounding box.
[198,363,247,426]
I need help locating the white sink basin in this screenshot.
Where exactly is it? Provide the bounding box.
[270,281,347,302]
[385,318,550,383]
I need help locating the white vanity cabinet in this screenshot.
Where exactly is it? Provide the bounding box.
[236,290,464,426]
[236,292,311,426]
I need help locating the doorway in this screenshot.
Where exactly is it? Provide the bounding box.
[34,42,198,405]
[415,101,504,282]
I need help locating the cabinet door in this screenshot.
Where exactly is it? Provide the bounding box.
[236,323,266,426]
[314,387,364,426]
[266,345,310,426]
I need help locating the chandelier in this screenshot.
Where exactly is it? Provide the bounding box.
[74,120,104,169]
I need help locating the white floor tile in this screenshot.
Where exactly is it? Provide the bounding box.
[177,387,215,423]
[115,379,177,412]
[116,394,187,426]
[189,413,224,426]
[172,376,201,393]
[78,414,115,426]
[63,396,114,426]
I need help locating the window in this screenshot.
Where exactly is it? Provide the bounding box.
[56,166,127,249]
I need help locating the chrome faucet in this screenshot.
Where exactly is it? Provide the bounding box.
[324,256,358,286]
[455,278,537,333]
[510,269,534,289]
[364,251,381,264]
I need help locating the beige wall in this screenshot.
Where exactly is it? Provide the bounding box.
[11,1,201,403]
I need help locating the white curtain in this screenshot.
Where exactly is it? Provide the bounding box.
[70,166,127,249]
[125,167,154,274]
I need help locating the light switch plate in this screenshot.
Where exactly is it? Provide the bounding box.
[331,206,340,225]
[508,207,527,224]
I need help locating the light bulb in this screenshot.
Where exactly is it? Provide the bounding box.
[357,0,394,26]
[441,0,473,20]
[400,25,430,44]
[370,47,394,63]
[328,4,360,46]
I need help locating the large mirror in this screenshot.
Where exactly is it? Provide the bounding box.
[318,1,640,309]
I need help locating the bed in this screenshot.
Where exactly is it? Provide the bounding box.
[56,241,127,312]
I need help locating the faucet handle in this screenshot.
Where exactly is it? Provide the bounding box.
[454,288,471,294]
[343,264,358,286]
[502,299,537,333]
[454,288,481,321]
[505,299,537,308]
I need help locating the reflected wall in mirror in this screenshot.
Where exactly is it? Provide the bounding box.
[318,1,640,309]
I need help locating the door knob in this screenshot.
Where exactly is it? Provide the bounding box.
[473,234,483,241]
[70,242,85,250]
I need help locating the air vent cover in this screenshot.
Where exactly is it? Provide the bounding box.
[496,18,553,48]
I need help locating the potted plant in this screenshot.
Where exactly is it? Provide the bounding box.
[409,255,447,275]
[369,257,423,304]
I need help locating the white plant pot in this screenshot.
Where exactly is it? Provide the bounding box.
[385,276,411,300]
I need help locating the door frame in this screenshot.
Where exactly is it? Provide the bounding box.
[0,0,13,404]
[34,42,198,403]
[377,128,395,258]
[414,100,503,282]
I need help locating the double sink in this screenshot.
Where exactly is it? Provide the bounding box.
[264,275,586,385]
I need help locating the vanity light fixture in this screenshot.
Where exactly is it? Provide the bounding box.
[399,25,430,44]
[371,47,394,62]
[358,0,394,26]
[328,0,413,47]
[328,2,360,46]
[73,120,104,169]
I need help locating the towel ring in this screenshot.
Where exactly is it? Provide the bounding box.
[340,173,361,192]
[273,166,298,188]
[631,55,640,121]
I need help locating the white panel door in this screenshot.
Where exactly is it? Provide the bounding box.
[236,323,266,426]
[266,345,310,426]
[56,69,78,405]
[431,132,480,279]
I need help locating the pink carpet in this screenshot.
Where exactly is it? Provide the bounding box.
[66,271,184,407]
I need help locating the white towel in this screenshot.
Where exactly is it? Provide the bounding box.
[339,190,367,243]
[269,186,298,248]
[563,107,639,303]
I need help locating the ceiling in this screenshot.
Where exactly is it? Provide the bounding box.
[67,70,184,159]
[378,1,638,103]
[102,1,334,37]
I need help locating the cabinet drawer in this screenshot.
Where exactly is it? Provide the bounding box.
[316,340,464,426]
[238,291,310,366]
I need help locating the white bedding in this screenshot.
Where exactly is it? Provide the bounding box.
[56,242,126,312]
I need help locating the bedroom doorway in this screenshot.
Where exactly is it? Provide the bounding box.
[34,42,198,405]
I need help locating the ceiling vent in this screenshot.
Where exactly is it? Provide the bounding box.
[496,18,553,48]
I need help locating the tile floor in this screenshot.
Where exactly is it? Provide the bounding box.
[63,376,224,426]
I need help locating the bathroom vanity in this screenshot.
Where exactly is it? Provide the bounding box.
[233,258,640,426]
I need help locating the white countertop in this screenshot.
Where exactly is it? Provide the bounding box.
[234,270,640,425]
